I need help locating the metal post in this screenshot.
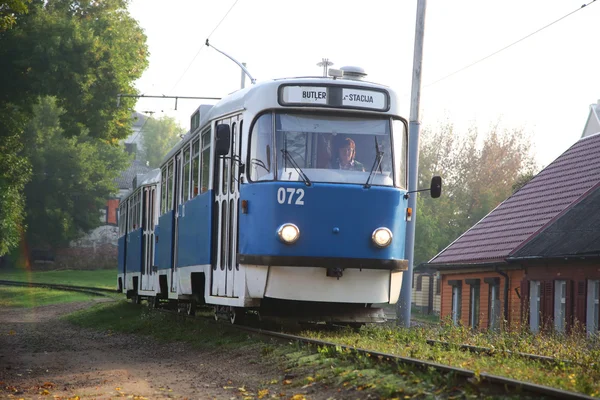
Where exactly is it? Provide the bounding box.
[241,62,247,89]
[397,0,427,327]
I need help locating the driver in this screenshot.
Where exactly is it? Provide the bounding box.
[333,138,365,171]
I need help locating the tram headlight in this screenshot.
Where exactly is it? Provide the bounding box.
[278,223,300,244]
[372,227,393,248]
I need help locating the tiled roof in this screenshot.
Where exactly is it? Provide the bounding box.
[509,186,600,259]
[429,132,600,266]
[115,159,152,190]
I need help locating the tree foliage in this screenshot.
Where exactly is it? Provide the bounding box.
[141,116,185,168]
[0,109,31,255]
[0,0,30,31]
[414,121,538,265]
[0,0,148,256]
[0,0,148,140]
[23,97,130,249]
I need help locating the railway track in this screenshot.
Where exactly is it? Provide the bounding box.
[0,279,117,297]
[0,280,596,400]
[425,339,583,367]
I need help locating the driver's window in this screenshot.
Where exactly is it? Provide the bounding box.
[249,113,274,181]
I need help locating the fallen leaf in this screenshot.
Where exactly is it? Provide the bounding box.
[8,330,16,335]
[282,380,292,385]
[290,395,305,400]
[43,382,54,388]
[257,389,269,399]
[40,389,50,396]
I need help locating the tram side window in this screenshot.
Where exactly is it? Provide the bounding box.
[191,138,200,197]
[127,198,133,232]
[249,113,274,181]
[200,130,210,193]
[183,146,191,202]
[134,192,140,230]
[167,160,174,211]
[118,204,124,236]
[230,122,236,193]
[161,167,167,214]
[392,119,408,189]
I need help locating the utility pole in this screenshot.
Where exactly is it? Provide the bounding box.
[397,0,427,327]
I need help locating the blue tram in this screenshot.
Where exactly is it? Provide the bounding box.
[118,67,435,323]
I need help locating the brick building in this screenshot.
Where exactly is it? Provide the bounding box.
[427,100,600,334]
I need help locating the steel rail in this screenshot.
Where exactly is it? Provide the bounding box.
[233,325,595,400]
[147,303,596,400]
[425,339,583,367]
[0,281,592,399]
[0,280,117,297]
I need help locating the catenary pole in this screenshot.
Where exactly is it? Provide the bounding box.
[397,0,427,327]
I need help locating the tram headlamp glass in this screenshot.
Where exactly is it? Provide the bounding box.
[278,223,300,244]
[372,227,393,248]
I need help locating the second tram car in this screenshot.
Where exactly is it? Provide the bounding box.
[118,67,439,323]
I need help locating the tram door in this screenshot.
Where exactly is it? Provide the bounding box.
[212,116,242,297]
[171,153,183,293]
[141,186,156,291]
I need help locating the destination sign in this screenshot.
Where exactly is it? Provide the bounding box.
[279,85,388,111]
[342,88,386,109]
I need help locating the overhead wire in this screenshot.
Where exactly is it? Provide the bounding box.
[168,0,241,93]
[423,0,597,89]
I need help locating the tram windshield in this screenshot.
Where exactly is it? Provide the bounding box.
[249,112,406,188]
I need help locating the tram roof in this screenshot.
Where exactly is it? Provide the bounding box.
[121,168,161,201]
[160,76,401,166]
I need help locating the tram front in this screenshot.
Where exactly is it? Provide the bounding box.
[238,82,409,322]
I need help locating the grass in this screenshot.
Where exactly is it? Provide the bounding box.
[65,301,254,349]
[299,322,600,397]
[0,286,96,308]
[64,302,538,399]
[0,268,116,290]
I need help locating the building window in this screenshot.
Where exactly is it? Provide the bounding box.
[435,275,441,295]
[554,280,567,333]
[449,280,462,326]
[529,281,541,333]
[485,277,501,332]
[587,280,600,335]
[416,275,423,291]
[466,279,480,329]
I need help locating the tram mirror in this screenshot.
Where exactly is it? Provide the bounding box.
[215,124,231,156]
[266,145,271,171]
[430,176,442,198]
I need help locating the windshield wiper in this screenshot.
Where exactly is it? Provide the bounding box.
[364,137,384,188]
[281,149,312,186]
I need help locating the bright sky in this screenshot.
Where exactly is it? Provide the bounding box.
[128,0,600,169]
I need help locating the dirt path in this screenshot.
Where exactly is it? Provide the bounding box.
[0,300,343,400]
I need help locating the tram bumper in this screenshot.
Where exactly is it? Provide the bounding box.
[241,257,406,304]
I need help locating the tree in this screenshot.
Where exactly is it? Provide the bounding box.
[0,112,31,256]
[414,121,538,265]
[22,97,130,250]
[0,0,148,256]
[140,116,185,168]
[0,0,30,32]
